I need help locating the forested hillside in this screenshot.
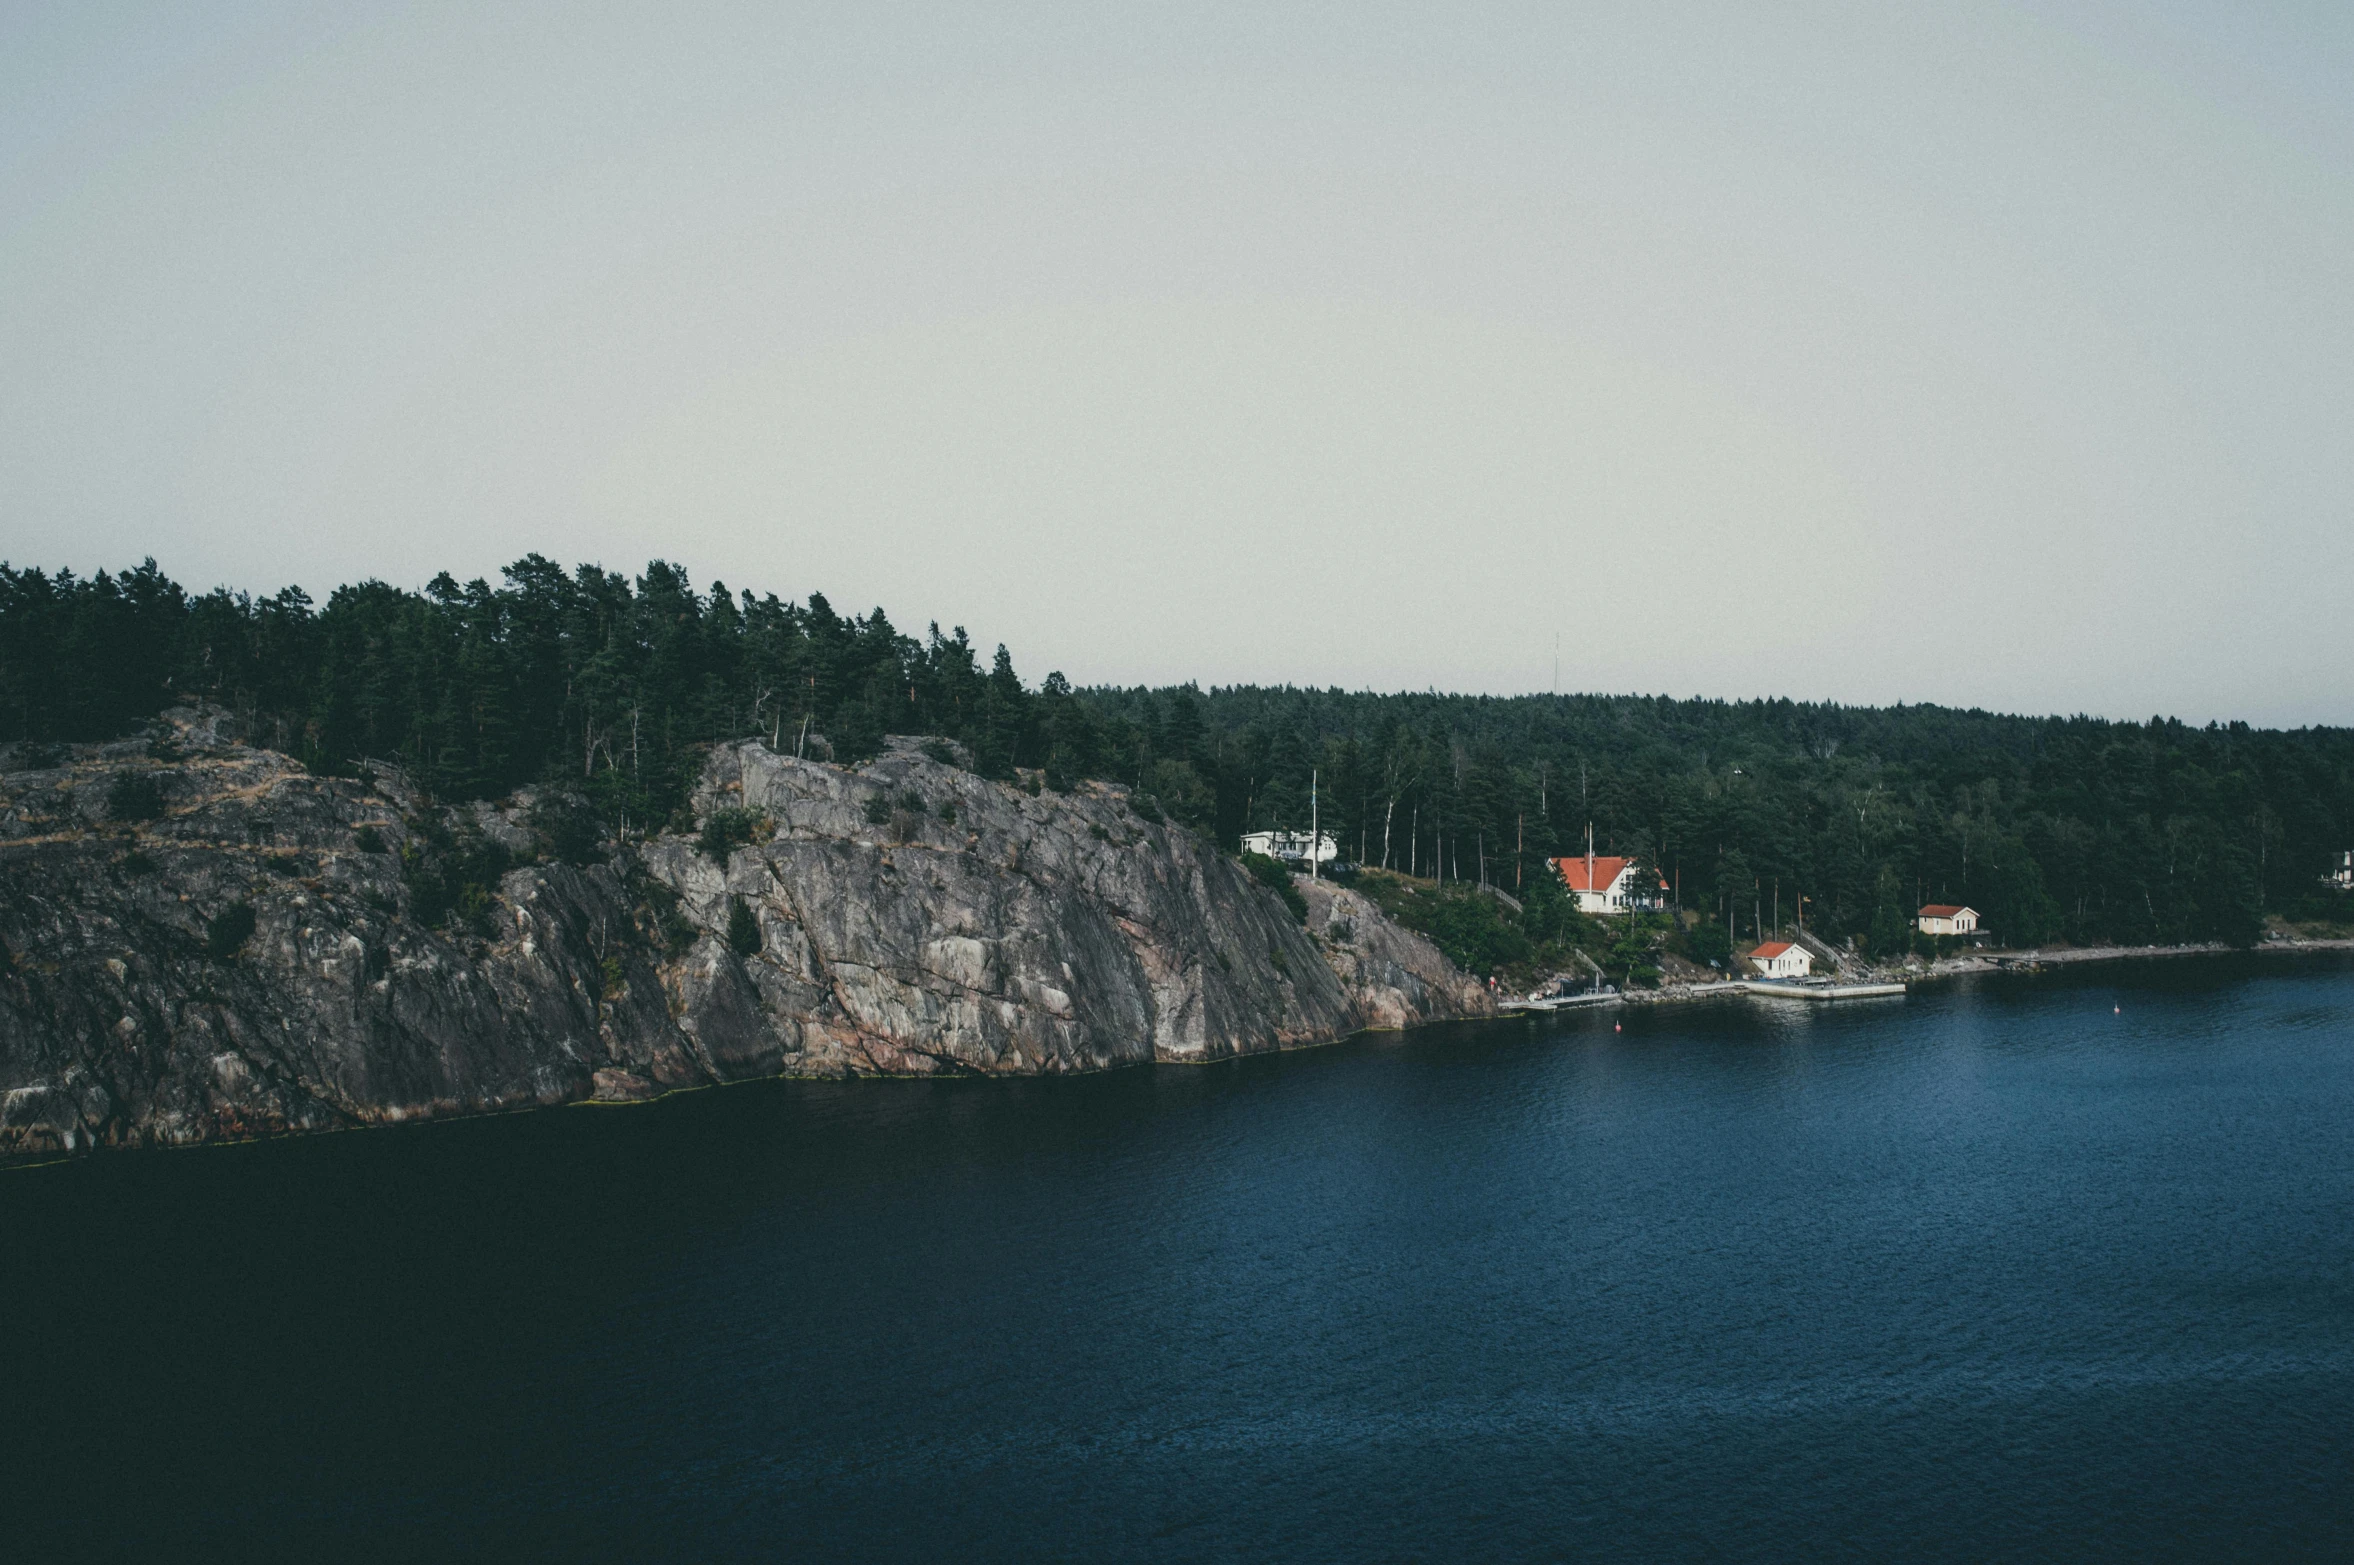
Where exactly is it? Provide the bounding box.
[7,557,2351,952]
[0,556,1060,837]
[1090,685,2354,952]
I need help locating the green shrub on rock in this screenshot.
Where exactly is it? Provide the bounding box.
[726,895,763,957]
[399,819,509,933]
[1683,919,1732,968]
[530,795,602,866]
[1239,851,1308,924]
[697,807,767,862]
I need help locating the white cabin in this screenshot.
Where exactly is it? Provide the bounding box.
[1749,941,1814,979]
[1240,830,1337,867]
[1916,904,1979,936]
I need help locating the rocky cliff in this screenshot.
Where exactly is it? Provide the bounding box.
[0,715,1490,1157]
[1297,877,1496,1030]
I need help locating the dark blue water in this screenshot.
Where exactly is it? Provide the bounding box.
[8,958,2354,1560]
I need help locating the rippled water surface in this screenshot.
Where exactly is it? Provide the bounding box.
[9,957,2354,1560]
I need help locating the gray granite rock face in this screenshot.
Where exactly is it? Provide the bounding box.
[1298,877,1494,1030]
[0,721,1490,1157]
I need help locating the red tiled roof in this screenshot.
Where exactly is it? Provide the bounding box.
[1552,856,1666,893]
[1751,941,1797,959]
[1917,905,1973,918]
[1555,855,1629,893]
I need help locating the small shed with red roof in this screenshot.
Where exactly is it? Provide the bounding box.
[1749,940,1814,979]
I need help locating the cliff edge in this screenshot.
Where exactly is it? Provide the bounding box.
[0,717,1490,1156]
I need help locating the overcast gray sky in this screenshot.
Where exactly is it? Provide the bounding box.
[4,2,2349,723]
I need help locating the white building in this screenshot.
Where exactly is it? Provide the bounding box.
[1749,941,1814,979]
[1240,830,1338,867]
[1553,852,1665,916]
[2331,852,2354,891]
[1916,904,1979,936]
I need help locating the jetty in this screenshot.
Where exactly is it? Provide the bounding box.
[1502,977,1905,1013]
[1501,990,1627,1013]
[1742,979,1907,1002]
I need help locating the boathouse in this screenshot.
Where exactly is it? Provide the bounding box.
[1749,941,1814,979]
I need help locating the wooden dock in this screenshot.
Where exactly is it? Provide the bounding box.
[1501,979,1906,1014]
[1500,991,1625,1013]
[1741,980,1907,1002]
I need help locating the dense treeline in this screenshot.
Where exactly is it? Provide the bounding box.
[0,557,1084,832]
[6,557,2352,953]
[1083,685,2354,950]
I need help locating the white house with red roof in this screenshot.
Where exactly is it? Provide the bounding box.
[1749,940,1814,979]
[1553,842,1665,916]
[1916,904,1978,936]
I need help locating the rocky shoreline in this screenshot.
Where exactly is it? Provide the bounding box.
[1923,938,2354,973]
[1604,935,2354,1008]
[0,714,1490,1159]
